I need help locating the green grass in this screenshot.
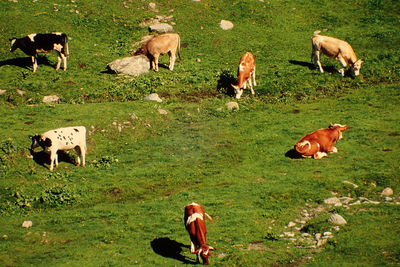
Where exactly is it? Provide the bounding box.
[1,0,400,266]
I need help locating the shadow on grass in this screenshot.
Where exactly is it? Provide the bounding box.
[0,55,53,71]
[285,148,303,159]
[30,149,75,169]
[150,237,196,264]
[217,70,236,97]
[289,60,340,75]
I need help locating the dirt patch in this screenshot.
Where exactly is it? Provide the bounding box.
[388,132,400,137]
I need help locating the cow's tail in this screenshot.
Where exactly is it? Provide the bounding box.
[205,213,214,224]
[177,34,181,61]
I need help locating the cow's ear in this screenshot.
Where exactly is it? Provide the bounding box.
[44,138,52,147]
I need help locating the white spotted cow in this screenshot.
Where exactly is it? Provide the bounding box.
[184,202,216,265]
[10,32,69,73]
[311,31,363,76]
[133,33,181,72]
[231,52,256,99]
[30,126,86,171]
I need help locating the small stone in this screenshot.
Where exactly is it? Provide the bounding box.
[158,109,168,115]
[22,221,33,228]
[315,233,321,240]
[196,58,201,62]
[343,180,358,188]
[149,23,174,33]
[385,197,393,201]
[287,221,296,228]
[16,89,26,95]
[381,187,393,197]
[284,232,294,237]
[148,2,156,9]
[2,235,8,239]
[219,20,234,30]
[143,93,162,103]
[301,233,310,237]
[0,89,6,95]
[328,214,347,226]
[226,102,239,111]
[42,95,59,104]
[323,231,332,237]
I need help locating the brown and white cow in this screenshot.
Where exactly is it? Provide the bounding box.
[311,31,363,76]
[10,33,69,73]
[231,52,256,99]
[295,123,349,159]
[133,33,181,72]
[184,202,216,265]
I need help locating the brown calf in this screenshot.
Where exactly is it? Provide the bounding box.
[295,123,349,159]
[134,33,181,72]
[184,202,216,265]
[311,31,363,76]
[231,52,256,99]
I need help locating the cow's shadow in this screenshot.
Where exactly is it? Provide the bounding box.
[0,56,53,70]
[217,70,236,97]
[289,59,339,74]
[150,237,196,264]
[30,149,76,169]
[285,148,303,159]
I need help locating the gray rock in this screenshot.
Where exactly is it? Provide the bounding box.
[226,102,239,110]
[42,95,59,104]
[381,187,393,197]
[220,20,234,30]
[149,23,174,33]
[158,109,168,115]
[324,197,341,205]
[108,55,150,76]
[328,214,347,226]
[22,221,33,228]
[148,2,157,9]
[143,93,162,103]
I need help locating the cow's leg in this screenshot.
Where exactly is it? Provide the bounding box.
[252,67,257,86]
[61,53,67,71]
[313,50,324,73]
[56,52,62,71]
[331,147,338,153]
[74,146,82,166]
[32,56,37,73]
[249,75,255,96]
[168,50,176,71]
[153,54,159,72]
[49,151,56,171]
[337,55,347,77]
[314,152,328,159]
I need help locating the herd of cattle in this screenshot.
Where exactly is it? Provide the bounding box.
[10,29,359,264]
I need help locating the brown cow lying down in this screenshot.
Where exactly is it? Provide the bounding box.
[184,202,216,265]
[311,31,363,76]
[295,123,349,159]
[133,33,181,72]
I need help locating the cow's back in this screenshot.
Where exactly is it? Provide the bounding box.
[147,33,179,55]
[313,35,356,61]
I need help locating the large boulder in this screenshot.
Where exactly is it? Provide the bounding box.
[108,55,150,76]
[149,23,174,33]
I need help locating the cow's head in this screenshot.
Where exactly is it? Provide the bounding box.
[352,59,363,76]
[193,244,216,265]
[9,38,18,52]
[30,135,52,150]
[231,84,243,99]
[329,123,349,140]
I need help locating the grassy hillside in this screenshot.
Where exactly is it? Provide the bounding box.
[1,0,399,266]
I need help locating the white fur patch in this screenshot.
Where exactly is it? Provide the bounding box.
[298,140,310,148]
[28,33,37,42]
[10,39,16,47]
[53,43,63,52]
[186,212,203,227]
[53,32,63,36]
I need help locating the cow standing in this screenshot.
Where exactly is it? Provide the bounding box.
[30,126,87,171]
[231,52,256,99]
[10,32,69,73]
[311,31,363,76]
[184,202,216,265]
[133,33,181,72]
[295,123,349,159]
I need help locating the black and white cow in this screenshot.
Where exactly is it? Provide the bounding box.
[10,32,69,72]
[30,126,87,171]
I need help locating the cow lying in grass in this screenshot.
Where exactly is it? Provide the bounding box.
[311,31,363,76]
[184,202,216,265]
[133,33,181,72]
[295,123,349,159]
[30,126,86,171]
[10,32,69,73]
[231,52,256,99]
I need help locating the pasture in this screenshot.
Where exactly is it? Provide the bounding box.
[1,0,399,266]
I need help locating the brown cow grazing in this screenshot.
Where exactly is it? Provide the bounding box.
[311,31,363,76]
[184,202,216,265]
[231,52,256,99]
[133,33,181,72]
[295,123,349,159]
